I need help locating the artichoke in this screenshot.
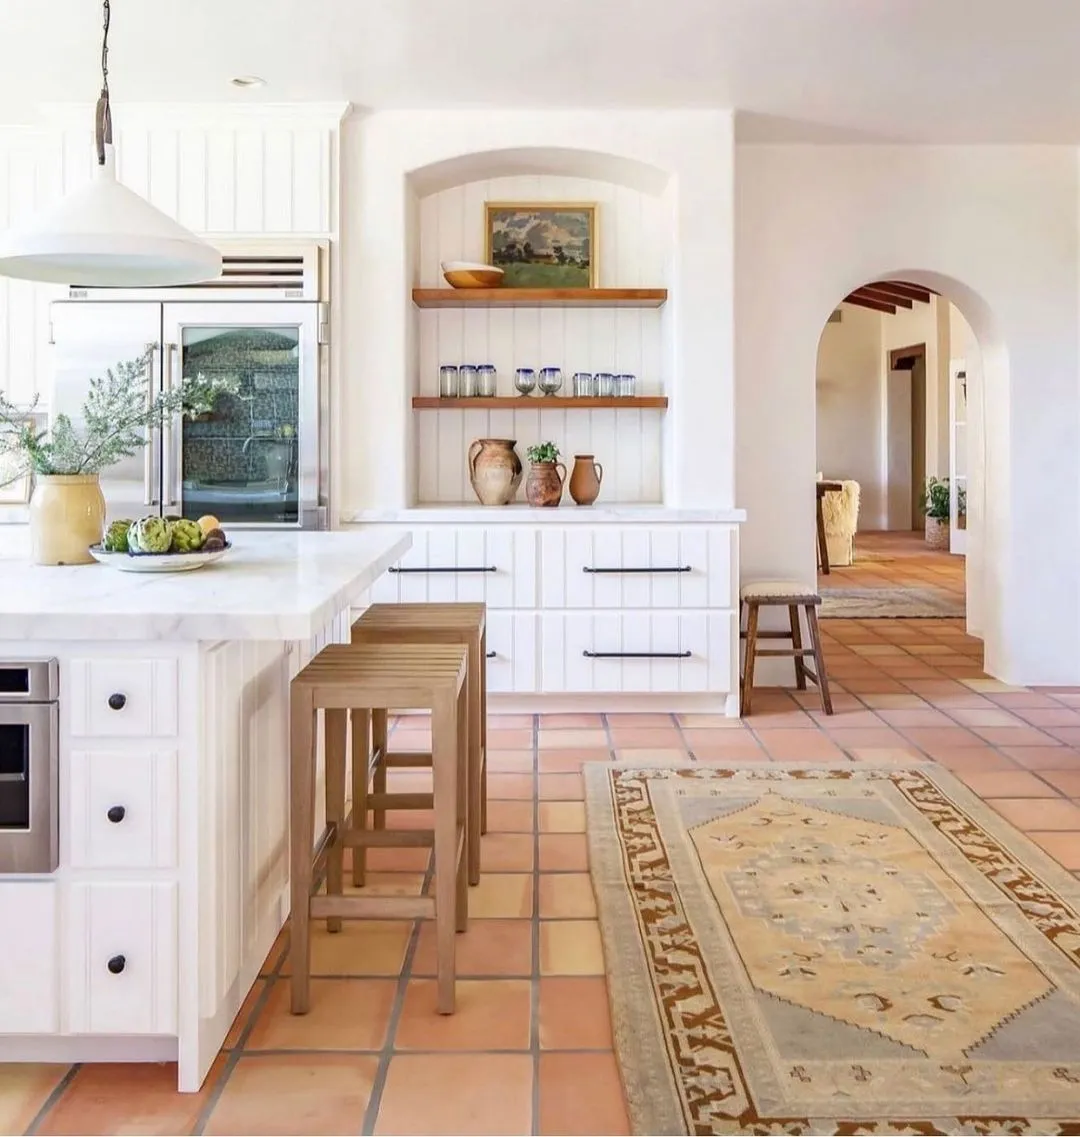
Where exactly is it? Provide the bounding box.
[170,519,205,553]
[103,519,133,553]
[128,516,173,554]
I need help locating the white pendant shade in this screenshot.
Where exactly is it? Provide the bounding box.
[0,146,221,287]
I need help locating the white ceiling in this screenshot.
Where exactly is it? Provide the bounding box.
[4,0,1080,142]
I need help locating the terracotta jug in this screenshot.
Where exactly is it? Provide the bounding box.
[568,455,603,506]
[525,460,566,507]
[28,473,106,565]
[468,439,523,506]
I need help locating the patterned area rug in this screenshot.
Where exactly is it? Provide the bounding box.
[820,587,965,618]
[585,763,1080,1135]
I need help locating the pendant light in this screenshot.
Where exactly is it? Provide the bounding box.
[0,0,221,286]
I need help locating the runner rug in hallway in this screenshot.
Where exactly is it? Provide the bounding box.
[585,763,1080,1135]
[819,587,964,618]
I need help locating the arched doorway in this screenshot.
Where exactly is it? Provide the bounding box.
[812,273,1002,661]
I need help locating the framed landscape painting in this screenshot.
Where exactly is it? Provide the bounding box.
[485,202,597,288]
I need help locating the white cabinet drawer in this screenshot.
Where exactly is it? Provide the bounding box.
[486,612,538,694]
[540,527,734,609]
[369,527,537,608]
[68,657,179,738]
[540,611,735,693]
[0,882,58,1033]
[68,750,178,870]
[66,882,177,1036]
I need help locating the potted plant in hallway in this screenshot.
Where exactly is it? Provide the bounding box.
[921,475,956,551]
[525,441,566,507]
[0,347,235,565]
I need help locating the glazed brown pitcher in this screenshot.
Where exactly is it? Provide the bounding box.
[568,455,603,506]
[525,460,566,507]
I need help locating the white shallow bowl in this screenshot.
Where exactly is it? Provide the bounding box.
[88,543,231,573]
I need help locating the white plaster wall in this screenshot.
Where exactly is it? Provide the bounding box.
[880,295,949,479]
[337,109,735,515]
[815,303,885,528]
[736,144,1080,686]
[950,303,986,638]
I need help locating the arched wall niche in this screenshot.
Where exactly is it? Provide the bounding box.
[404,144,676,507]
[407,145,673,198]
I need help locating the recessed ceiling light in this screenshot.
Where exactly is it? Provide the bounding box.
[230,75,266,89]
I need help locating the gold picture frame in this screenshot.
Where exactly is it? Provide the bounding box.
[485,201,598,289]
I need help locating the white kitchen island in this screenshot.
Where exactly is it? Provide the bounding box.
[0,529,410,1092]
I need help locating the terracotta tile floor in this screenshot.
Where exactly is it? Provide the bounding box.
[11,603,1080,1132]
[820,528,966,598]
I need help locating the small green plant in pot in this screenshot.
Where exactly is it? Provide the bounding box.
[525,441,566,507]
[920,475,954,551]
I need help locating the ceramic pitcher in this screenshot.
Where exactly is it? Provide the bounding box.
[525,460,566,507]
[468,439,523,506]
[569,455,603,506]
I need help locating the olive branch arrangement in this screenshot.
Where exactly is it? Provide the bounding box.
[0,345,239,483]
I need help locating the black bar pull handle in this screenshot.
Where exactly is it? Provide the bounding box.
[582,565,692,574]
[582,650,692,659]
[389,565,497,574]
[486,651,496,659]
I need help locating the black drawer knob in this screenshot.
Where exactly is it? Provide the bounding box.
[107,693,127,711]
[107,954,126,975]
[106,805,126,824]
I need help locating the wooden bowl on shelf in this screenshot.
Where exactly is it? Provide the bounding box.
[441,261,504,289]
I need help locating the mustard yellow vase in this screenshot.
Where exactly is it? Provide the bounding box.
[28,474,106,566]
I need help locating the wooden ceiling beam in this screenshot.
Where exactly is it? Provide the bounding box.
[843,291,896,314]
[872,281,934,303]
[859,286,913,308]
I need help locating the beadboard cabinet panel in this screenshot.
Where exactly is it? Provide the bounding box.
[414,174,669,505]
[0,117,337,403]
[65,881,178,1036]
[539,611,734,693]
[486,611,539,693]
[0,882,59,1034]
[368,526,539,608]
[540,525,734,609]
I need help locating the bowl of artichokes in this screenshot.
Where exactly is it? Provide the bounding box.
[88,514,231,573]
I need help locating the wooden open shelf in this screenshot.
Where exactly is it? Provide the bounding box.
[412,395,668,410]
[411,287,668,309]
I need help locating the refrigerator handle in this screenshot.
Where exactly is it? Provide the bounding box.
[162,343,178,508]
[143,344,159,506]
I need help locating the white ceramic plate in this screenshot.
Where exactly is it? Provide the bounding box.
[88,543,231,573]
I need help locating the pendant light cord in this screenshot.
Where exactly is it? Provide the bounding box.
[94,0,112,164]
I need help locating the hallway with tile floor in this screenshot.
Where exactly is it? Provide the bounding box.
[6,617,1080,1135]
[820,529,966,599]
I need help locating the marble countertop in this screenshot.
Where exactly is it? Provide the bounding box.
[0,530,411,642]
[345,504,747,525]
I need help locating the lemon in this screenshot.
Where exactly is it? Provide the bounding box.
[196,514,221,537]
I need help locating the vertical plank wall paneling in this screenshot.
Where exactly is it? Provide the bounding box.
[0,120,335,403]
[414,175,670,504]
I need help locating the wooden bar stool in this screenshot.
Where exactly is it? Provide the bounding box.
[350,602,487,887]
[739,581,833,716]
[290,641,469,1016]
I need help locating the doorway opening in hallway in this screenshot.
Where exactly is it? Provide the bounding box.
[814,280,977,622]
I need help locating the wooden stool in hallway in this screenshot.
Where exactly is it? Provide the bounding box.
[350,602,487,887]
[289,641,469,1016]
[740,581,833,716]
